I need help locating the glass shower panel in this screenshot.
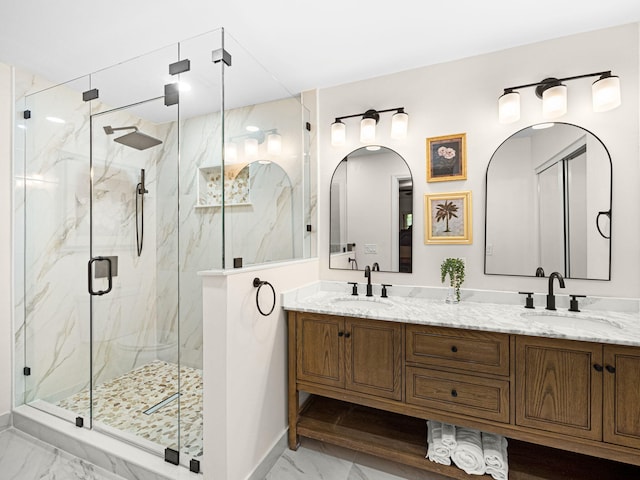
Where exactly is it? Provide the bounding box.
[222,31,307,267]
[176,28,224,465]
[22,76,92,424]
[89,94,180,455]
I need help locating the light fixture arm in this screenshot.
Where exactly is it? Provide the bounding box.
[333,107,405,123]
[503,70,613,96]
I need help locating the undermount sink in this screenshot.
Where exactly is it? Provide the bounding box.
[520,312,619,330]
[330,296,394,310]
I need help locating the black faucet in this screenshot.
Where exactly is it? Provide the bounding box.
[546,271,565,310]
[535,267,545,277]
[372,262,380,271]
[364,265,373,297]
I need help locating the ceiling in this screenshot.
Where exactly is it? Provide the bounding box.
[1,1,639,99]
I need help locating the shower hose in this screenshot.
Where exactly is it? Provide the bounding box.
[136,182,144,256]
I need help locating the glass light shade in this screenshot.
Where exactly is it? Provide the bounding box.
[390,111,409,139]
[225,142,237,163]
[331,121,346,146]
[542,85,567,119]
[360,117,377,143]
[267,133,282,155]
[244,138,259,160]
[498,91,520,124]
[592,75,621,112]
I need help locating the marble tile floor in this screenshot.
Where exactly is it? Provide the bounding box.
[0,427,127,480]
[265,438,451,480]
[56,360,203,458]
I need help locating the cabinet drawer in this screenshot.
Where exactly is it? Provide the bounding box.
[406,366,510,423]
[406,325,510,376]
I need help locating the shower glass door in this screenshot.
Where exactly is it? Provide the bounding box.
[88,95,181,456]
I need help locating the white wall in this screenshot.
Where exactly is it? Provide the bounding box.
[202,259,319,479]
[319,23,640,298]
[0,63,12,417]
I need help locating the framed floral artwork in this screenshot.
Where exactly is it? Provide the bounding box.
[424,191,472,244]
[426,133,467,182]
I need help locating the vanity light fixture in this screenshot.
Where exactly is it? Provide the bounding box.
[330,107,408,146]
[498,71,621,124]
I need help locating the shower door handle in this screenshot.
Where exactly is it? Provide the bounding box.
[88,257,113,296]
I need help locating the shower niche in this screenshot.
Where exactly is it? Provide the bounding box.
[14,28,312,473]
[196,164,251,207]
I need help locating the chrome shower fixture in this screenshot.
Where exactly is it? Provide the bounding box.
[103,125,162,151]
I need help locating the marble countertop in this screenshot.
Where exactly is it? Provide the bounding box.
[282,282,640,347]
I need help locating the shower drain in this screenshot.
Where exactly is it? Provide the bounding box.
[143,392,181,415]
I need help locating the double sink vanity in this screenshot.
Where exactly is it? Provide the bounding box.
[283,282,640,478]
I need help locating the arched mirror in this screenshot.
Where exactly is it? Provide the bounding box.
[330,146,413,273]
[485,122,611,280]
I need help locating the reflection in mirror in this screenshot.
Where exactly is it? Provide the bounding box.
[485,123,611,280]
[330,146,413,273]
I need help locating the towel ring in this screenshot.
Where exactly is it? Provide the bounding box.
[253,277,276,316]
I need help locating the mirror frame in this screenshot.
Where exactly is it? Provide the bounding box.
[329,145,413,273]
[484,122,612,280]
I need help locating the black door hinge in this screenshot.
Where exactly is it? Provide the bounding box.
[23,367,31,376]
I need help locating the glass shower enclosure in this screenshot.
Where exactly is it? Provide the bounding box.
[14,28,311,472]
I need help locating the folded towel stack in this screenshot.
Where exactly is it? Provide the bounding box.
[482,432,509,480]
[426,420,452,465]
[425,421,509,479]
[451,427,486,475]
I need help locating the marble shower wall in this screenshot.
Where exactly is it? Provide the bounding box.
[14,68,311,403]
[14,72,176,406]
[158,95,307,369]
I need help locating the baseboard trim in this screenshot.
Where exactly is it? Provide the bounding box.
[0,411,11,430]
[246,428,288,480]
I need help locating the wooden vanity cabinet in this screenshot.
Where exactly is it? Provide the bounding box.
[288,310,640,476]
[515,336,603,440]
[603,344,640,449]
[405,325,511,423]
[296,312,403,400]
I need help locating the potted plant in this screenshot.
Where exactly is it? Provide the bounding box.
[441,258,465,303]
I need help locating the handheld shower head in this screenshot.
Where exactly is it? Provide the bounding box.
[103,125,163,151]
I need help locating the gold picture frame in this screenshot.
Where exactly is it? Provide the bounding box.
[426,133,467,182]
[424,191,472,244]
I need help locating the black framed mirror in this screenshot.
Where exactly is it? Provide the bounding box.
[330,146,413,273]
[484,122,611,280]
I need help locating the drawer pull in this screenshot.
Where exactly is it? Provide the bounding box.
[338,331,344,337]
[605,365,616,374]
[593,364,603,372]
[451,389,458,397]
[451,346,458,353]
[344,332,351,339]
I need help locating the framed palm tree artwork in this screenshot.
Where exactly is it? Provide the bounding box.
[424,191,472,244]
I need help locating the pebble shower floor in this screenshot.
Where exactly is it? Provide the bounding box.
[57,360,203,458]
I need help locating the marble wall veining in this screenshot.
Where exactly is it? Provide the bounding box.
[14,76,173,406]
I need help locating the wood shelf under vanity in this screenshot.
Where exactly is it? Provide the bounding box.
[298,396,640,480]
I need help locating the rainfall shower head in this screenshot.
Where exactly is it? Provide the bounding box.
[103,125,162,151]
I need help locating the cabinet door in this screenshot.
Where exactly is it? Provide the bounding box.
[515,336,602,440]
[345,318,403,400]
[603,344,640,448]
[296,313,344,388]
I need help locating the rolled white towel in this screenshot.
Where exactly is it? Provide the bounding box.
[482,433,508,480]
[451,427,486,475]
[441,422,457,450]
[426,420,451,465]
